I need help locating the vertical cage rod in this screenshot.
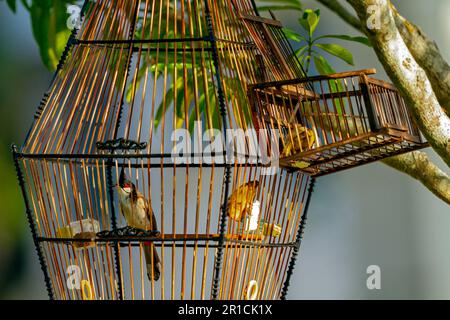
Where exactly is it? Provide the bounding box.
[106,160,123,300]
[105,0,142,300]
[360,74,381,132]
[204,0,232,300]
[12,144,55,299]
[280,177,316,300]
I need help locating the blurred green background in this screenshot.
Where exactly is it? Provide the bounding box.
[0,0,449,299]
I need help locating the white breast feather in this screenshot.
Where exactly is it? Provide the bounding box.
[118,188,150,230]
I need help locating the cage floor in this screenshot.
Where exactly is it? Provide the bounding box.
[279,129,428,176]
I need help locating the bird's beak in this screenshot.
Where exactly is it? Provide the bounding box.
[119,167,126,186]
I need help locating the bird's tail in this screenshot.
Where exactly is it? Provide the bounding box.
[143,241,160,281]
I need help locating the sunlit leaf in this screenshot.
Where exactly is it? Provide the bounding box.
[294,45,308,58]
[315,43,354,65]
[258,0,302,12]
[313,55,336,75]
[258,5,302,12]
[299,9,320,37]
[27,0,75,71]
[314,34,371,47]
[283,27,306,42]
[313,55,344,114]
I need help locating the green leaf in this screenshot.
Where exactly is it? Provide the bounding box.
[283,27,306,42]
[258,0,302,11]
[29,1,75,70]
[126,64,147,103]
[313,55,344,114]
[30,2,51,69]
[258,5,302,12]
[313,55,336,75]
[307,9,320,34]
[314,34,372,47]
[315,43,354,65]
[20,0,31,10]
[6,0,16,12]
[294,45,308,57]
[299,9,320,37]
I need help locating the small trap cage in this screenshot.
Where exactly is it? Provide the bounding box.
[249,70,428,176]
[13,0,427,300]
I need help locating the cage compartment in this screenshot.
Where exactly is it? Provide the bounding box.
[18,151,311,300]
[249,69,428,176]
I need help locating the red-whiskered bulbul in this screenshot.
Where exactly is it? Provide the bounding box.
[117,168,161,281]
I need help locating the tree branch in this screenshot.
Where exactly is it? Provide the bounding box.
[347,0,450,168]
[391,7,450,117]
[313,0,450,203]
[317,0,450,117]
[383,152,450,205]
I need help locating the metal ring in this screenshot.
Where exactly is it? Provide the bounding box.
[246,280,259,300]
[81,280,94,300]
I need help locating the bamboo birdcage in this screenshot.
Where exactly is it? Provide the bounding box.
[249,70,428,176]
[13,0,316,300]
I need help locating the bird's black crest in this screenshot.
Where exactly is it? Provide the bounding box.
[119,167,131,187]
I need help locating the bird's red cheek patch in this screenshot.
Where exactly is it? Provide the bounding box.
[123,187,132,193]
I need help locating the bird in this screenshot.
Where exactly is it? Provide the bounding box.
[226,180,260,222]
[281,124,315,158]
[117,168,161,282]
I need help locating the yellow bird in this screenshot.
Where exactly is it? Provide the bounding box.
[281,124,315,158]
[226,180,259,222]
[262,223,282,238]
